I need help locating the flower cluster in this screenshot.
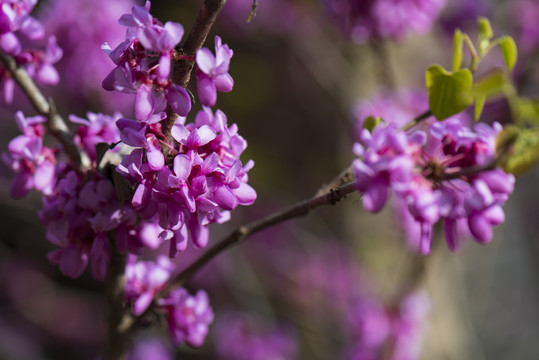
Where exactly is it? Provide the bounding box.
[124,256,214,347]
[103,1,255,256]
[2,111,55,198]
[115,106,256,254]
[3,110,144,282]
[125,255,174,315]
[322,0,445,43]
[102,1,190,121]
[158,288,214,347]
[41,170,141,279]
[69,112,122,161]
[0,0,62,102]
[353,118,514,253]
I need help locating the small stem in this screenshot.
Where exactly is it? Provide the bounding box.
[0,50,90,172]
[463,34,480,73]
[315,165,354,196]
[438,160,497,181]
[246,0,258,23]
[401,110,432,131]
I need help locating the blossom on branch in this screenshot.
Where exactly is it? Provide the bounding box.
[353,118,514,253]
[195,36,234,107]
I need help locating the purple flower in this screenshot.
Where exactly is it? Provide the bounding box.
[69,112,122,161]
[125,255,175,315]
[102,1,191,119]
[158,288,214,347]
[115,107,256,255]
[195,36,234,107]
[21,36,63,86]
[0,0,44,55]
[39,170,141,279]
[352,115,514,254]
[3,111,56,198]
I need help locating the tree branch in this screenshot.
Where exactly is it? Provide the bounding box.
[0,50,91,172]
[161,181,358,294]
[104,240,133,360]
[163,0,226,138]
[172,0,226,88]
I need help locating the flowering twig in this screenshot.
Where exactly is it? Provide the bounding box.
[0,50,90,172]
[171,0,226,88]
[164,0,226,138]
[162,181,359,293]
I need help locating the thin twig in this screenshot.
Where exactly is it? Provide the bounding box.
[401,109,433,131]
[161,181,358,294]
[315,165,354,196]
[246,0,258,23]
[0,50,90,172]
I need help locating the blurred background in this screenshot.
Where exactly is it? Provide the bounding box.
[1,0,539,359]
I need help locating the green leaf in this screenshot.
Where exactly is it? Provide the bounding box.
[363,116,382,132]
[478,17,494,56]
[497,126,539,176]
[452,29,463,72]
[478,17,494,40]
[473,68,506,97]
[474,95,486,121]
[426,65,474,120]
[498,36,518,72]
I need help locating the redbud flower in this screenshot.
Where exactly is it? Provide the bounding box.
[195,36,234,107]
[158,288,214,347]
[125,255,175,315]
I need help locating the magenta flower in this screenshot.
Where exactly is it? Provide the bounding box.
[3,111,56,198]
[125,255,175,315]
[352,117,514,254]
[103,0,191,120]
[158,288,214,347]
[0,0,44,55]
[69,112,122,161]
[195,36,234,107]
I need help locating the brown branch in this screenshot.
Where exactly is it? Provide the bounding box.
[0,50,91,172]
[315,165,354,196]
[161,181,358,294]
[163,0,226,138]
[104,240,133,360]
[171,0,226,87]
[246,0,258,23]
